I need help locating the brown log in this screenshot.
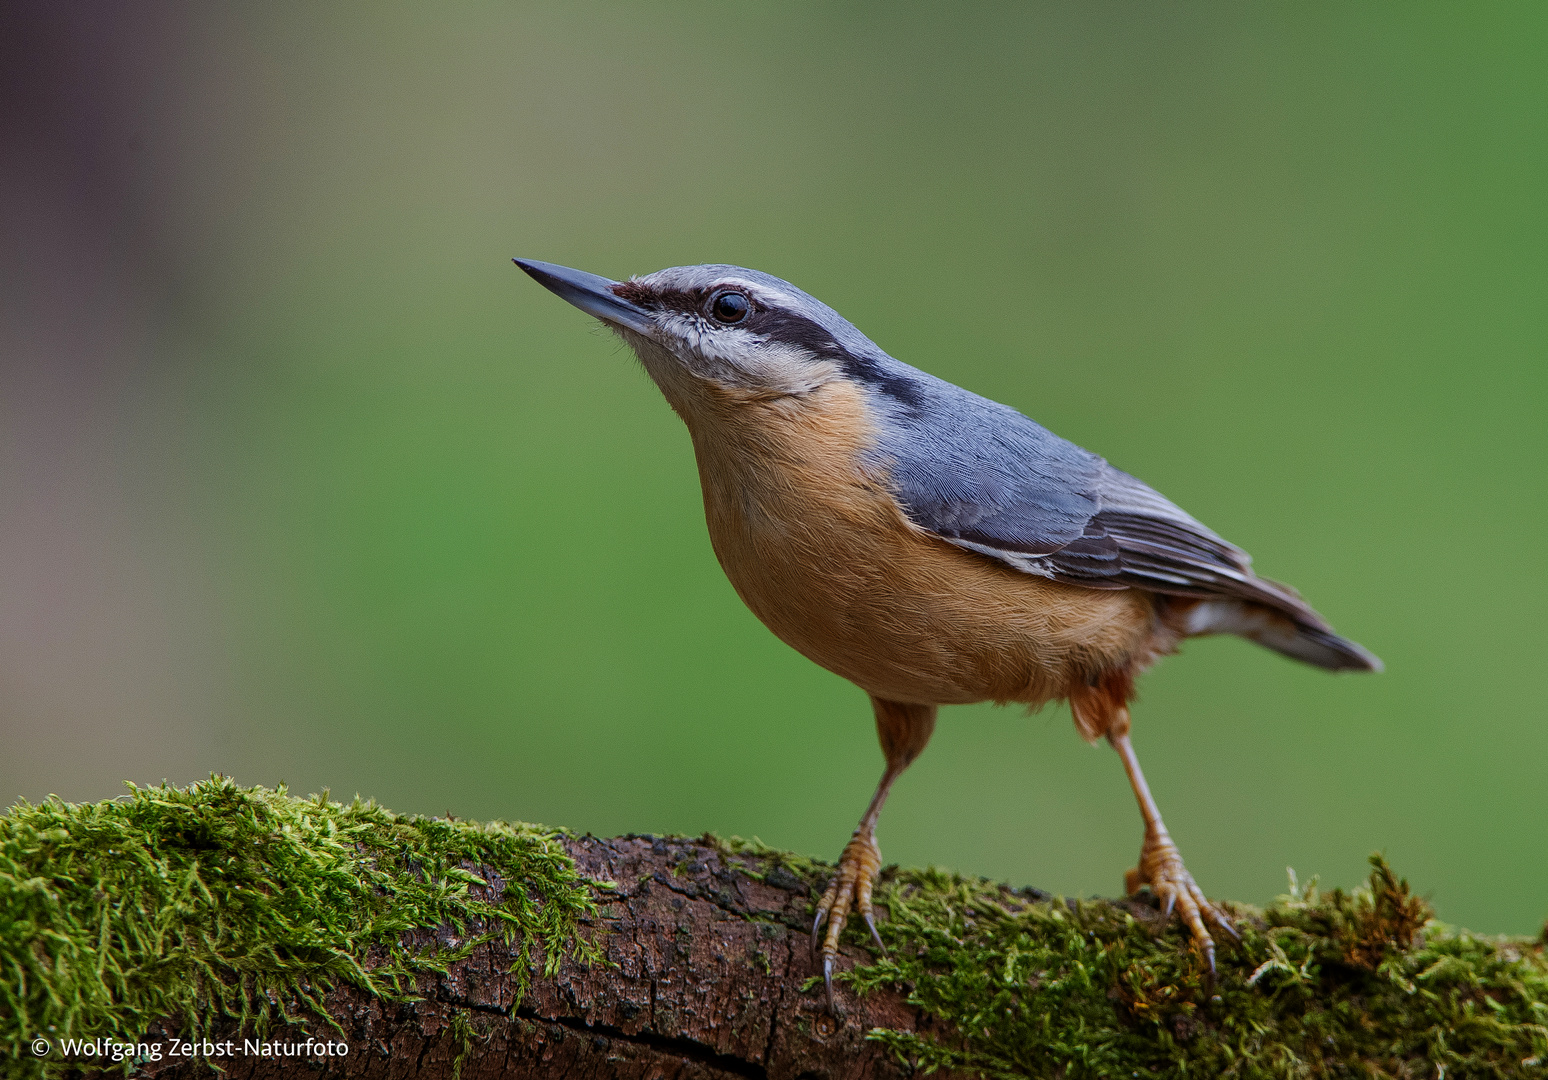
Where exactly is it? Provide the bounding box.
[130,833,972,1080]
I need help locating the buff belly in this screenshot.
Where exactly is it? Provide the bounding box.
[681,381,1159,708]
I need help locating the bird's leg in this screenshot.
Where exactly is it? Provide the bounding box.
[812,697,936,1010]
[811,772,891,962]
[1106,708,1238,975]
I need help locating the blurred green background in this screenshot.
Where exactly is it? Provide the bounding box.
[2,4,1544,934]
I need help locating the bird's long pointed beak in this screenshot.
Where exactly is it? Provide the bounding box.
[513,258,656,336]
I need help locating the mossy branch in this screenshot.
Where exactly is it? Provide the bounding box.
[3,779,1545,1078]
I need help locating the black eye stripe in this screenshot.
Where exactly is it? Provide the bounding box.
[616,279,925,410]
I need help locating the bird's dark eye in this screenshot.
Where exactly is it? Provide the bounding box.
[709,290,750,324]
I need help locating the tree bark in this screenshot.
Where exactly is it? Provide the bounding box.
[132,833,964,1080]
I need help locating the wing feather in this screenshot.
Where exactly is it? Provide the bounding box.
[872,385,1331,631]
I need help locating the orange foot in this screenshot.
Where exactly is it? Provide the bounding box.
[1126,830,1239,975]
[811,831,885,1009]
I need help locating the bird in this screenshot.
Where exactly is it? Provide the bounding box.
[514,257,1381,1005]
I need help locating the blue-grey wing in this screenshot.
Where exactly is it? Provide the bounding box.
[872,382,1331,630]
[879,389,1108,557]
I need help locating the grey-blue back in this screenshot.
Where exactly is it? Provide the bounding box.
[773,279,1333,629]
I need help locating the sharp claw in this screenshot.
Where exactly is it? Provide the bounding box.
[1135,835,1231,976]
[1192,885,1239,941]
[811,833,882,1009]
[810,910,826,958]
[863,912,885,954]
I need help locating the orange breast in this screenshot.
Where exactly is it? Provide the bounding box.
[678,379,1158,707]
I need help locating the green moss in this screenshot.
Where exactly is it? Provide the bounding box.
[448,1009,491,1080]
[848,856,1548,1078]
[0,776,601,1076]
[710,832,837,904]
[6,783,1544,1078]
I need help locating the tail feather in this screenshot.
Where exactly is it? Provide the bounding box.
[1180,598,1383,672]
[1252,622,1383,672]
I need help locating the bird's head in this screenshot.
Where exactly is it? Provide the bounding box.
[515,259,926,419]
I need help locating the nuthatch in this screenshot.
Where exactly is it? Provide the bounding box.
[515,257,1380,1005]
